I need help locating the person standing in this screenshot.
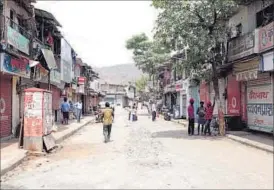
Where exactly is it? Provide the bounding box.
[61,97,70,125]
[204,99,215,136]
[197,101,206,135]
[102,102,114,143]
[151,102,157,121]
[75,100,83,123]
[187,98,195,135]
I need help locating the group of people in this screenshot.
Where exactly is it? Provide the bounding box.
[61,97,83,125]
[187,98,215,136]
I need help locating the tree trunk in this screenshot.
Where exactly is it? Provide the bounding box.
[211,62,225,136]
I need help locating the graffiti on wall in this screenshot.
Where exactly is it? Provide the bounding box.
[24,92,43,137]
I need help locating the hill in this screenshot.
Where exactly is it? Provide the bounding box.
[94,64,144,85]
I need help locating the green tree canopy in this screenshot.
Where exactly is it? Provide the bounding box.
[126,33,170,77]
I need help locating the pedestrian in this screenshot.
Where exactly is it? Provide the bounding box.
[101,102,114,143]
[131,103,137,121]
[204,99,215,136]
[187,98,195,135]
[197,101,206,135]
[61,97,70,125]
[152,101,157,121]
[75,100,83,123]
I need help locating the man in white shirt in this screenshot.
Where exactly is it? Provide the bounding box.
[75,100,83,123]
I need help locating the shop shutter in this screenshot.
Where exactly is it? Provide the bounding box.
[0,74,12,138]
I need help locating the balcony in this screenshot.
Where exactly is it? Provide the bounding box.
[0,15,33,56]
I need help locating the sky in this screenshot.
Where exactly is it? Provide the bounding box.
[35,1,158,68]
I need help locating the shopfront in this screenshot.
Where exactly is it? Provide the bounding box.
[246,73,272,133]
[0,53,31,138]
[0,73,12,138]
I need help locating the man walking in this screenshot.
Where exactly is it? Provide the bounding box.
[102,102,114,143]
[61,97,70,125]
[75,100,82,123]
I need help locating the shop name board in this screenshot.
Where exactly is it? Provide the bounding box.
[259,21,274,53]
[247,84,273,133]
[228,31,255,61]
[0,53,30,78]
[249,91,270,100]
[77,77,86,85]
[7,26,30,55]
[236,69,257,81]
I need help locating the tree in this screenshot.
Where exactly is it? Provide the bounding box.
[152,0,239,135]
[126,33,170,83]
[135,75,148,93]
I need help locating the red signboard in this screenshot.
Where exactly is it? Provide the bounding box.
[259,21,274,53]
[227,75,241,116]
[78,77,86,85]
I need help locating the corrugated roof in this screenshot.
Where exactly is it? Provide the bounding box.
[35,8,62,27]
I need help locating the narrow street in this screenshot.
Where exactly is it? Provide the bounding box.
[1,107,273,189]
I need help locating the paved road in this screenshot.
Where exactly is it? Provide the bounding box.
[1,107,273,189]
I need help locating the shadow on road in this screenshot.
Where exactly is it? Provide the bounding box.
[151,130,224,141]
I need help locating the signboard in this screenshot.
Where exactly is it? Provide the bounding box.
[76,84,85,94]
[61,39,72,83]
[258,21,274,53]
[236,69,258,81]
[7,26,30,55]
[260,51,274,72]
[51,69,61,84]
[228,31,256,61]
[227,75,241,115]
[0,53,30,78]
[247,84,273,133]
[77,77,86,85]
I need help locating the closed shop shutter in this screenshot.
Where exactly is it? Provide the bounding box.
[246,73,273,133]
[0,74,12,138]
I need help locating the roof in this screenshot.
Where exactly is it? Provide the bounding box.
[35,8,62,27]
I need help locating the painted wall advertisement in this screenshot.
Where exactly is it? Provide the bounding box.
[61,39,72,83]
[258,21,274,53]
[227,75,241,116]
[247,84,273,133]
[7,26,30,55]
[24,92,43,137]
[0,53,30,78]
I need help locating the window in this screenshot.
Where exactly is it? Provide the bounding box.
[236,23,242,36]
[10,9,15,28]
[256,4,274,27]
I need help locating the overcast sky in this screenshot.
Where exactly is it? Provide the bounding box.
[35,1,158,68]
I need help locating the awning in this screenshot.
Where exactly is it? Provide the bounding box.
[29,60,40,67]
[41,48,57,70]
